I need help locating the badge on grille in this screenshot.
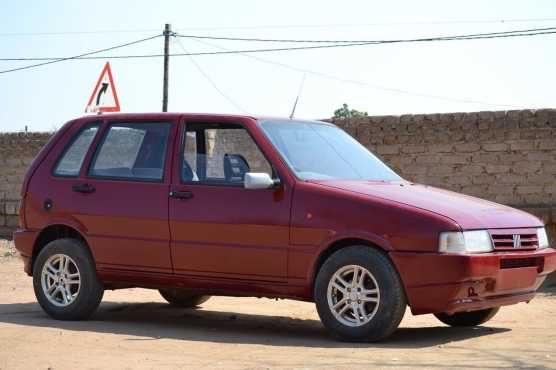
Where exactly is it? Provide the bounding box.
[512,234,522,248]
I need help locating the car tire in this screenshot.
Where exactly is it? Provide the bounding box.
[434,307,500,327]
[159,288,210,308]
[33,238,104,320]
[314,245,406,342]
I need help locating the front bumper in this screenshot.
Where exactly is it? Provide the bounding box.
[390,247,556,315]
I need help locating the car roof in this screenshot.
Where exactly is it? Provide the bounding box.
[76,112,254,121]
[74,112,329,125]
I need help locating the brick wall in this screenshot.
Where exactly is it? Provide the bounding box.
[1,109,555,245]
[0,133,52,235]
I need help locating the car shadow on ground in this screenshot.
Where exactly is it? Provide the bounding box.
[0,301,510,348]
[539,279,556,296]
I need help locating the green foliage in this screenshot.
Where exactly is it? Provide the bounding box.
[333,103,368,119]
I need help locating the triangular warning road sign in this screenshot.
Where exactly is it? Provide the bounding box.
[85,62,121,113]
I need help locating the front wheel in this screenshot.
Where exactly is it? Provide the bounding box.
[159,288,210,308]
[314,246,406,342]
[434,307,500,327]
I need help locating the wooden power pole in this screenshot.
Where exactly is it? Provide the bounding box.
[162,23,171,112]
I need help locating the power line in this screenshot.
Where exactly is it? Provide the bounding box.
[1,27,555,75]
[0,34,162,74]
[189,37,521,109]
[174,38,248,114]
[0,28,162,37]
[175,26,556,43]
[2,26,555,65]
[1,18,555,37]
[174,17,556,31]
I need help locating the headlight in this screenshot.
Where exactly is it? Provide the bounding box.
[439,230,493,254]
[538,228,549,249]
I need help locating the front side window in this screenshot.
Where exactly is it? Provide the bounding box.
[54,124,99,177]
[90,122,171,181]
[259,119,401,181]
[182,123,273,185]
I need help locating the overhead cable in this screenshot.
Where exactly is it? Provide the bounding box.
[0,34,162,74]
[174,38,248,113]
[1,27,555,74]
[190,37,521,109]
[174,26,556,43]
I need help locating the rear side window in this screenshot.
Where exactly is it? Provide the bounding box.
[54,124,99,177]
[89,122,171,181]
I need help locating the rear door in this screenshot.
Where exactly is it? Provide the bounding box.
[71,119,176,273]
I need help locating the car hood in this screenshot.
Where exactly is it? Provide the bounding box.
[311,180,542,230]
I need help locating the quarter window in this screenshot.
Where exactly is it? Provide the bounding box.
[54,124,99,177]
[90,122,171,181]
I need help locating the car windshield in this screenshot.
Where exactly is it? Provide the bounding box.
[259,119,402,181]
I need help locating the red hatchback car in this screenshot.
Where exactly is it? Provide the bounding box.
[14,113,556,341]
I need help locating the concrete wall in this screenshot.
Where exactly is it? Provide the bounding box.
[1,109,555,244]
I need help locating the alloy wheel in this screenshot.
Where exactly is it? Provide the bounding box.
[41,254,81,307]
[326,264,380,327]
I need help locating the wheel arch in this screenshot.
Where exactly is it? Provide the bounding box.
[31,224,90,274]
[310,238,406,298]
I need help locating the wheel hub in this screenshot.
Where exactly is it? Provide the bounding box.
[326,264,380,327]
[41,254,81,307]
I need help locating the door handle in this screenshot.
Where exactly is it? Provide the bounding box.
[169,190,194,199]
[72,183,96,194]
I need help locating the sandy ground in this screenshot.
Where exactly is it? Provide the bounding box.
[0,242,555,370]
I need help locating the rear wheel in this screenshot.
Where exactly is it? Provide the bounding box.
[314,246,406,342]
[33,238,104,320]
[159,288,210,308]
[434,307,500,327]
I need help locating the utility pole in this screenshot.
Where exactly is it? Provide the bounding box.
[162,23,171,112]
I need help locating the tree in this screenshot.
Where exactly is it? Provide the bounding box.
[333,103,368,119]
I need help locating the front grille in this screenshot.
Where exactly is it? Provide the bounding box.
[500,257,543,270]
[490,231,538,251]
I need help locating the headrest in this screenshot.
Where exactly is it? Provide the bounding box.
[224,154,250,182]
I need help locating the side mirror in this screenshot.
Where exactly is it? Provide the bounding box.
[244,172,278,189]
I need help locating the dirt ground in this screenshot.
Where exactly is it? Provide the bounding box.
[1,241,555,370]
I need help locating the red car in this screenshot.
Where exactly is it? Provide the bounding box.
[13,113,556,341]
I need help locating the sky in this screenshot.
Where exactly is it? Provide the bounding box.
[1,0,555,132]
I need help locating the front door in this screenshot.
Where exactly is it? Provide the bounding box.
[169,120,291,282]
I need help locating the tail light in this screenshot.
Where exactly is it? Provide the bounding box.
[18,195,26,229]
